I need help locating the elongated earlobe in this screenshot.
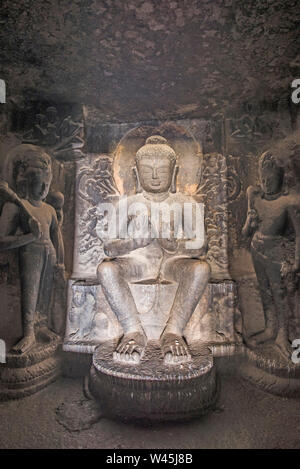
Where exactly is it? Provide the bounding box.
[133,166,142,193]
[170,165,178,193]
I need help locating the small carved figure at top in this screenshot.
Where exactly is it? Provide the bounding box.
[0,144,65,354]
[229,114,276,141]
[45,106,60,146]
[242,150,300,358]
[23,106,84,161]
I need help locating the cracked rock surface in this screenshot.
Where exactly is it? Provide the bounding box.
[1,0,300,122]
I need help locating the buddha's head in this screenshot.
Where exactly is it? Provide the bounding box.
[134,135,178,194]
[259,150,284,195]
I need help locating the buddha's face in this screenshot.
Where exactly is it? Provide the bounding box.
[136,153,174,193]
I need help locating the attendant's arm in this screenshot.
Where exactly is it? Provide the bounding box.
[0,202,38,251]
[242,186,259,238]
[50,209,64,265]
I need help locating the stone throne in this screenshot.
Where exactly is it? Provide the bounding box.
[64,123,241,420]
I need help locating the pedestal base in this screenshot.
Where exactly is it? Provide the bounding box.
[239,345,300,397]
[89,340,219,422]
[0,328,62,401]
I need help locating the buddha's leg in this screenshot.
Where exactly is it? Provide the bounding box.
[160,258,211,363]
[12,246,43,354]
[97,259,146,363]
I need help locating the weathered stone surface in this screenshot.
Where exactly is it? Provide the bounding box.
[1,1,300,123]
[56,397,103,432]
[0,0,300,430]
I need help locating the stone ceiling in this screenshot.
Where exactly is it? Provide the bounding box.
[1,0,300,123]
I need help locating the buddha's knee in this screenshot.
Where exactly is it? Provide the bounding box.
[97,260,118,283]
[191,259,211,281]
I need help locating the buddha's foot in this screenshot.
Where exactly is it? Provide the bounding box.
[160,332,191,365]
[11,332,36,355]
[113,331,147,364]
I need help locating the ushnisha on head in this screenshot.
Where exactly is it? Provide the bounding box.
[6,144,52,201]
[134,135,178,194]
[259,150,284,196]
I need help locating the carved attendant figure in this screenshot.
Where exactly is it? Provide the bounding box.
[242,150,300,357]
[0,144,64,354]
[97,136,210,365]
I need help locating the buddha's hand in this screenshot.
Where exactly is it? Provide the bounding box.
[132,237,151,250]
[157,225,178,252]
[158,236,178,252]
